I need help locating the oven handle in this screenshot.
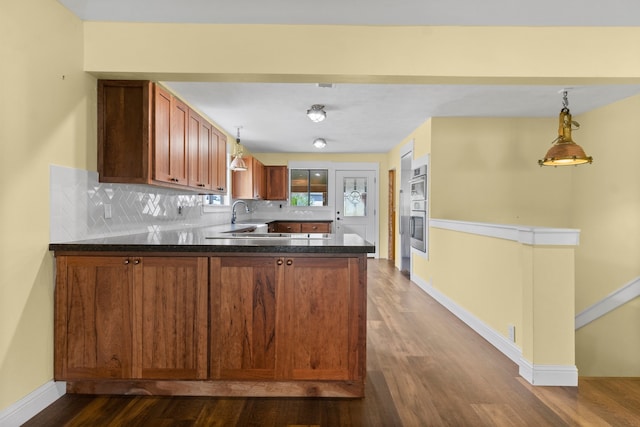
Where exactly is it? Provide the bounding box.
[409,216,415,236]
[399,190,404,235]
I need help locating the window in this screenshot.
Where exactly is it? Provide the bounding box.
[203,194,225,206]
[290,169,328,206]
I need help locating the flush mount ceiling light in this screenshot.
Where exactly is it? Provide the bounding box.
[312,138,327,149]
[307,104,326,123]
[229,126,247,172]
[538,90,593,167]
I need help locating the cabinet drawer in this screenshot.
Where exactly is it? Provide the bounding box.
[300,222,331,233]
[275,222,301,233]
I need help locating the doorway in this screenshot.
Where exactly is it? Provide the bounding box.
[400,152,412,276]
[335,169,378,258]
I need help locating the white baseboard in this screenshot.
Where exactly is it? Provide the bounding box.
[519,359,578,386]
[411,273,578,387]
[0,381,66,427]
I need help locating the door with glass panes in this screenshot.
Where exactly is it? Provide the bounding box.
[335,170,377,257]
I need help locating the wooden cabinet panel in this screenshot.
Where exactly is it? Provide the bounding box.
[300,222,331,233]
[272,222,302,233]
[154,86,190,185]
[283,257,356,381]
[265,165,288,200]
[187,109,213,189]
[212,128,227,193]
[210,257,281,380]
[253,158,266,200]
[231,156,265,200]
[210,255,364,383]
[55,255,208,381]
[268,221,331,233]
[135,257,208,379]
[98,80,152,183]
[55,256,134,380]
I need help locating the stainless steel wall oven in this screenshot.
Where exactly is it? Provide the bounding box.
[409,165,427,252]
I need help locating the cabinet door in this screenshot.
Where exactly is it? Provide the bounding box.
[188,109,213,189]
[134,257,208,379]
[55,256,133,380]
[212,128,227,193]
[210,256,282,380]
[253,157,265,200]
[300,222,331,233]
[282,257,361,381]
[231,155,254,199]
[154,86,189,186]
[265,166,288,200]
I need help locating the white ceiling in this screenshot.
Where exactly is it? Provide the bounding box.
[58,0,640,153]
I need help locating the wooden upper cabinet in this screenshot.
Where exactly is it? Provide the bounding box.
[187,109,213,190]
[154,86,188,186]
[212,127,227,193]
[265,165,288,200]
[252,157,265,200]
[97,80,227,193]
[98,80,152,184]
[231,156,265,200]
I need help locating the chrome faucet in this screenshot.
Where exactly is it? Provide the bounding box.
[231,200,250,224]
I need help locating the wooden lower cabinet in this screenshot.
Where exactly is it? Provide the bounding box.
[269,221,332,233]
[210,255,364,383]
[55,255,208,381]
[54,252,366,397]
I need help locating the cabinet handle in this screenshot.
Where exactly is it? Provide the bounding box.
[286,259,293,266]
[277,259,283,265]
[198,184,205,187]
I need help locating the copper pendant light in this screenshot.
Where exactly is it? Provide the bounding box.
[539,90,593,167]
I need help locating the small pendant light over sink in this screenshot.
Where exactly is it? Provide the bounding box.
[229,126,247,172]
[538,90,593,167]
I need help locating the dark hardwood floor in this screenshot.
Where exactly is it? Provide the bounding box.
[24,259,640,426]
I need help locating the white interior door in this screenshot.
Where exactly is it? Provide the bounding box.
[335,170,377,258]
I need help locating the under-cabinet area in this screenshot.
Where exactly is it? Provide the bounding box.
[53,251,367,398]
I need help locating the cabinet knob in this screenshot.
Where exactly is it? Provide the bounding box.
[286,259,293,266]
[123,259,130,265]
[133,259,140,265]
[277,259,283,265]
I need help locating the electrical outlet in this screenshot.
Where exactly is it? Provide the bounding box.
[104,204,112,219]
[508,324,516,342]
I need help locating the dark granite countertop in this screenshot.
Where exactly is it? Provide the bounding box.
[49,223,374,254]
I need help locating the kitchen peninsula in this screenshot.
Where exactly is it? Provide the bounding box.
[49,224,374,398]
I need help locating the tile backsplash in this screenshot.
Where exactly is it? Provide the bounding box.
[50,165,230,242]
[50,165,335,243]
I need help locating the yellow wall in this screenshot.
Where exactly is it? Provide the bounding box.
[571,95,640,376]
[429,228,523,347]
[430,117,573,227]
[0,0,94,410]
[83,24,640,84]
